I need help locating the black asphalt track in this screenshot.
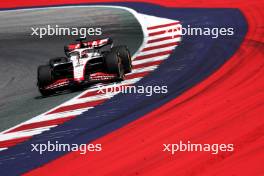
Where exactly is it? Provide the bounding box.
[0,6,143,131]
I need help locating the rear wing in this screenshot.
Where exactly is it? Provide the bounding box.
[64,38,113,54]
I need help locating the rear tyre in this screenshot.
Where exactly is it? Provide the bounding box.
[37,65,54,96]
[112,46,132,73]
[105,52,125,81]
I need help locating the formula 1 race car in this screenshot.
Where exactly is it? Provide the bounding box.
[37,38,132,96]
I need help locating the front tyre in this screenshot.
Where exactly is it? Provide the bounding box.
[112,46,132,73]
[105,52,125,81]
[37,65,54,96]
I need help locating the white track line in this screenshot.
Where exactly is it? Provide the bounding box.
[133,55,169,65]
[138,46,176,56]
[0,148,7,151]
[129,65,158,74]
[147,24,181,33]
[63,94,115,106]
[145,38,181,48]
[0,126,56,142]
[26,108,92,124]
[139,13,177,27]
[147,31,181,41]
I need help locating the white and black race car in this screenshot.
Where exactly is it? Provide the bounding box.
[37,38,132,96]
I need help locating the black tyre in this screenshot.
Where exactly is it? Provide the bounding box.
[105,52,125,80]
[49,57,68,67]
[112,46,132,73]
[37,65,53,96]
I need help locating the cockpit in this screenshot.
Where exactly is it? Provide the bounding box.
[69,49,95,59]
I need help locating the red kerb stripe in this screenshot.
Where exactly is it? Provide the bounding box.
[133,60,163,69]
[125,72,149,80]
[147,22,180,30]
[142,42,179,52]
[134,50,173,61]
[47,99,106,115]
[148,30,167,37]
[0,136,32,148]
[147,35,181,44]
